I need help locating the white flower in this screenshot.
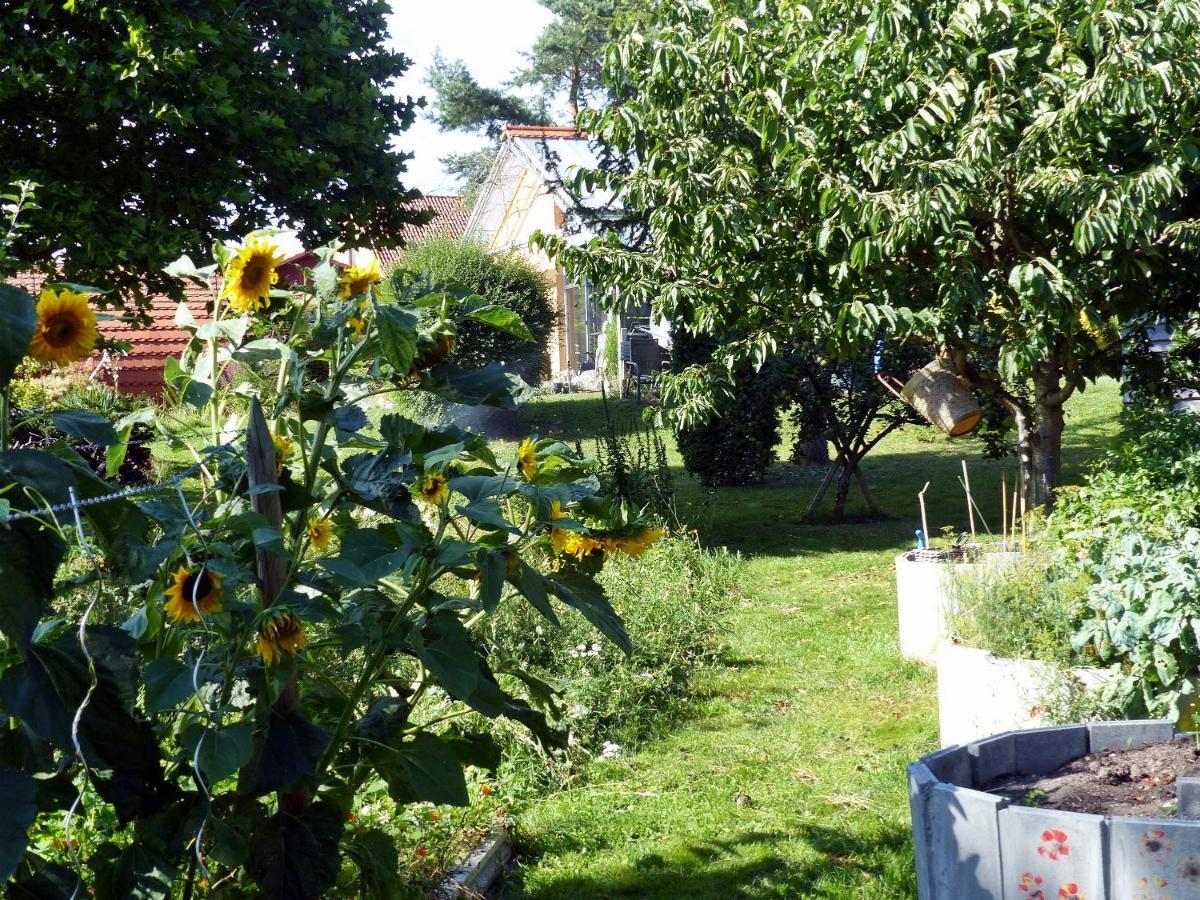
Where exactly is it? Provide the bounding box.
[599,741,622,761]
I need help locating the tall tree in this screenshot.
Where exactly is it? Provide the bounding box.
[426,0,625,198]
[537,0,1200,509]
[1,0,425,305]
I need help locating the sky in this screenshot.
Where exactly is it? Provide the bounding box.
[386,1,555,195]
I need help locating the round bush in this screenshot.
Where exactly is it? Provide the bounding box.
[396,238,556,383]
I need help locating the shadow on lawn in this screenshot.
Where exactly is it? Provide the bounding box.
[508,823,915,899]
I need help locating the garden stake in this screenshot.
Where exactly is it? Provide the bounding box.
[917,481,930,544]
[961,460,976,539]
[1011,488,1019,544]
[1001,473,1008,548]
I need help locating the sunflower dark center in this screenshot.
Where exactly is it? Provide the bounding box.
[45,316,79,346]
[242,261,267,289]
[181,570,213,604]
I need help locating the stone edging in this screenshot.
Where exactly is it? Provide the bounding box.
[909,719,1198,899]
[436,827,512,898]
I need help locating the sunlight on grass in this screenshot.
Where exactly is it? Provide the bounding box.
[502,380,1123,899]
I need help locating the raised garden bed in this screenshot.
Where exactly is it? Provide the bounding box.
[909,719,1200,899]
[895,549,1020,664]
[936,642,1112,747]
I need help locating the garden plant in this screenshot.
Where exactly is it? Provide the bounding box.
[0,231,663,897]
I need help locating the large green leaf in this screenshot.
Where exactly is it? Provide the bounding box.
[409,611,483,701]
[0,286,37,390]
[105,843,176,900]
[0,769,36,882]
[466,304,534,341]
[421,362,533,409]
[5,863,81,899]
[550,570,632,655]
[180,722,253,785]
[395,732,468,806]
[238,709,329,798]
[245,801,343,900]
[374,304,419,373]
[49,409,120,446]
[0,519,64,651]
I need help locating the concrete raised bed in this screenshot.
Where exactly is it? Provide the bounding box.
[910,719,1197,899]
[937,642,1111,747]
[896,551,1021,664]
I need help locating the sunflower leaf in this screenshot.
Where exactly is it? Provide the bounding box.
[0,285,37,390]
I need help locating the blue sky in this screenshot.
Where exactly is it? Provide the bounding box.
[387,1,555,194]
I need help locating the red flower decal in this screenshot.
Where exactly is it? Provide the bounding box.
[1038,829,1070,861]
[1058,884,1083,900]
[1019,871,1046,898]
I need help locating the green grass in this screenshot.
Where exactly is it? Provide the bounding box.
[500,380,1124,899]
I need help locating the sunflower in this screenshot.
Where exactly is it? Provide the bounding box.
[28,289,100,368]
[549,499,603,559]
[603,528,667,559]
[517,438,537,481]
[417,473,449,505]
[272,433,294,476]
[257,612,306,666]
[347,315,367,339]
[164,565,224,623]
[338,255,382,300]
[307,517,333,551]
[222,237,285,314]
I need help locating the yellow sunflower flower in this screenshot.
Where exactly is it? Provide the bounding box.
[257,612,306,666]
[222,237,285,314]
[28,288,100,368]
[548,500,603,559]
[417,473,449,505]
[603,528,667,559]
[517,438,537,482]
[338,255,382,300]
[164,565,224,623]
[307,517,333,551]
[347,315,367,339]
[272,433,294,476]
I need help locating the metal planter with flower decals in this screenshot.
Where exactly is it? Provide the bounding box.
[909,719,1200,899]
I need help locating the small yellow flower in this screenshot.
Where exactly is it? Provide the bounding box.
[417,473,449,505]
[338,255,382,300]
[548,500,602,559]
[257,612,306,666]
[28,288,100,368]
[164,565,224,623]
[517,438,537,482]
[307,517,333,550]
[347,315,367,338]
[222,237,285,314]
[272,433,294,476]
[603,528,667,559]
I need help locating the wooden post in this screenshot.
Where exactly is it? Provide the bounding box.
[246,398,309,813]
[917,481,931,543]
[1001,473,1008,548]
[961,460,975,540]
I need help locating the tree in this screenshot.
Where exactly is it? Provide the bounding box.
[426,1,627,198]
[1,0,426,306]
[537,0,1200,509]
[397,237,556,383]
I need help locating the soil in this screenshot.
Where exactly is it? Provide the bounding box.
[985,737,1200,818]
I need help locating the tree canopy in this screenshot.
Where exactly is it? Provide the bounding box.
[538,0,1200,506]
[1,0,425,305]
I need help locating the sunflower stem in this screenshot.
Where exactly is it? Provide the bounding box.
[0,389,9,452]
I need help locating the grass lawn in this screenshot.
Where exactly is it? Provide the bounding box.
[500,380,1124,899]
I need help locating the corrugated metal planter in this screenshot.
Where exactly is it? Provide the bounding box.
[909,720,1200,900]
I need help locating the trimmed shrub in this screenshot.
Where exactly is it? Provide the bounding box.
[671,325,781,486]
[395,237,556,383]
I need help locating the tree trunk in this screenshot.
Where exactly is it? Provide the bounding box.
[793,436,830,466]
[833,464,853,518]
[1014,363,1067,511]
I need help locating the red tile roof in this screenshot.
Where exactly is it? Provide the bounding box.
[7,272,211,397]
[501,125,585,140]
[374,195,470,271]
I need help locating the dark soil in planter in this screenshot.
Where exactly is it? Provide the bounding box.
[985,737,1200,817]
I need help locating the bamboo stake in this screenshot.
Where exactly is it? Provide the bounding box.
[1001,472,1008,548]
[1011,489,1019,544]
[1020,492,1028,550]
[918,481,931,544]
[961,460,976,540]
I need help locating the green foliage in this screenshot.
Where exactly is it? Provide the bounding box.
[488,534,739,790]
[0,236,665,896]
[584,393,676,526]
[427,52,547,139]
[398,238,556,383]
[671,325,780,487]
[0,1,425,303]
[537,0,1200,504]
[946,553,1087,666]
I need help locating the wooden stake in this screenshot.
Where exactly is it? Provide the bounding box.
[1001,473,1008,547]
[961,460,976,540]
[1011,489,1019,544]
[917,481,931,543]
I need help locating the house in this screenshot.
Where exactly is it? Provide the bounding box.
[464,125,669,386]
